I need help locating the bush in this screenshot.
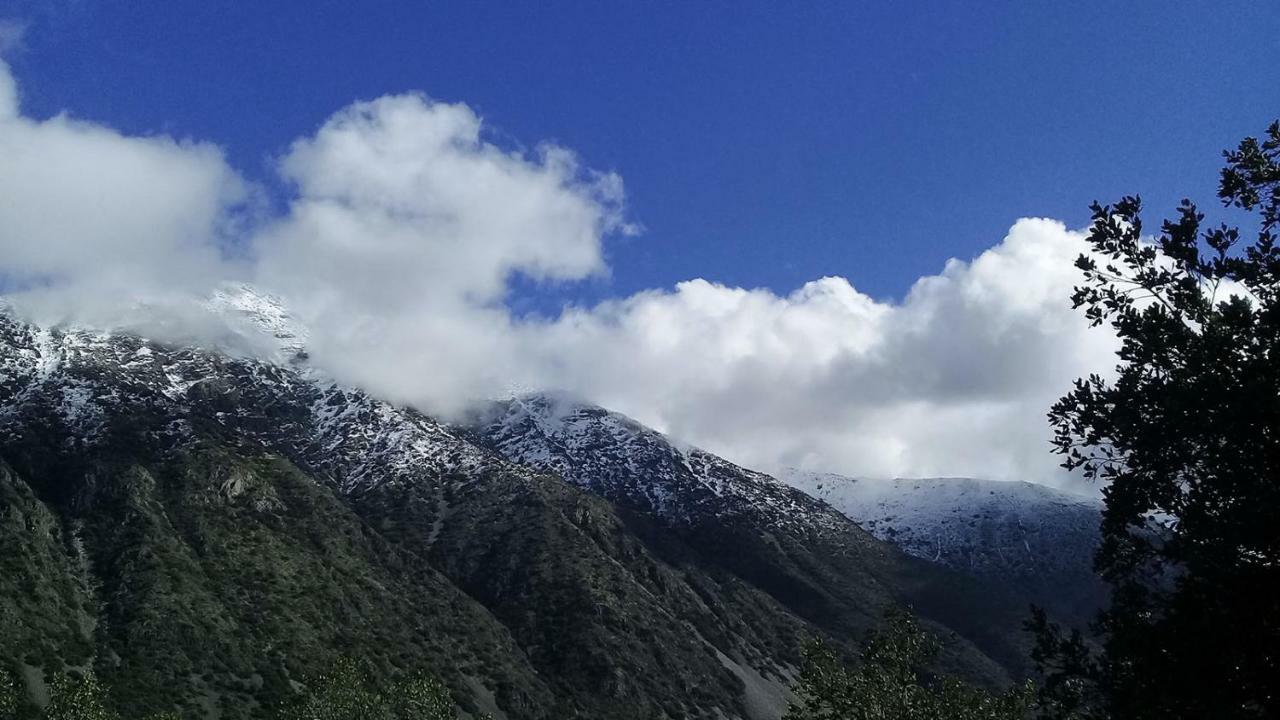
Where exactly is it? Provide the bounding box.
[44,672,117,720]
[277,658,462,720]
[0,670,17,720]
[786,609,1034,720]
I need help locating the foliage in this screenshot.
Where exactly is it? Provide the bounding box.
[388,673,456,720]
[786,609,1034,720]
[1024,607,1100,720]
[0,662,458,720]
[1039,121,1280,718]
[0,670,16,720]
[44,672,117,720]
[277,657,461,720]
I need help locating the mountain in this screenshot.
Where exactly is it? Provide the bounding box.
[780,471,1106,625]
[1,295,1044,719]
[464,395,1042,675]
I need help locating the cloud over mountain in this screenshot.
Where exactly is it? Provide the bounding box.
[0,61,1116,488]
[0,60,248,330]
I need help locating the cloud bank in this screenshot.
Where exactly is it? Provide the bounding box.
[0,61,1118,488]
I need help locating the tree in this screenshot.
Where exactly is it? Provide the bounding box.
[43,672,117,720]
[276,657,461,720]
[786,608,1034,720]
[277,658,392,720]
[1040,121,1280,718]
[0,670,17,720]
[388,673,456,720]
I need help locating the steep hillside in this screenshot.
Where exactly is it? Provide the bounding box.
[781,471,1106,625]
[468,395,1044,680]
[0,299,1043,718]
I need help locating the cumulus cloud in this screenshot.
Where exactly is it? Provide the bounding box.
[0,60,1119,488]
[513,218,1118,486]
[250,93,629,413]
[0,60,249,328]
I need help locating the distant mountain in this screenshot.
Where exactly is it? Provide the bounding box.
[780,471,1106,625]
[0,291,1049,719]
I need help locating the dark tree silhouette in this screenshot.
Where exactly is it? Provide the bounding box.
[1036,121,1280,719]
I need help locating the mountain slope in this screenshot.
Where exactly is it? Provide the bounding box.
[1,302,1044,718]
[467,394,1047,682]
[1,309,806,719]
[781,471,1106,625]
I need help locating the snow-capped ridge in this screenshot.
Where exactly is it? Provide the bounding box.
[470,392,852,533]
[779,468,1106,620]
[0,304,502,493]
[206,283,311,361]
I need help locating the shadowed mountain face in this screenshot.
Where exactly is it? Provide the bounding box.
[1,301,1048,719]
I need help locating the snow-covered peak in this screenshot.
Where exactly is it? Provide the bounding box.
[470,393,849,533]
[205,283,310,361]
[0,305,503,493]
[784,470,1099,512]
[779,469,1106,619]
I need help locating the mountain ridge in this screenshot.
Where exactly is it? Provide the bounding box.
[0,298,1075,718]
[779,470,1106,625]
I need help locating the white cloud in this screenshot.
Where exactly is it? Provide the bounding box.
[512,218,1117,487]
[0,61,1119,489]
[0,60,249,328]
[0,58,18,118]
[250,93,628,415]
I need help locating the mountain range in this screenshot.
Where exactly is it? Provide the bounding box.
[0,289,1101,719]
[780,471,1105,626]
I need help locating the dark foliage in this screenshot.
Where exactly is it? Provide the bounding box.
[0,670,16,720]
[275,657,464,720]
[1037,121,1280,719]
[0,662,460,720]
[786,608,1034,720]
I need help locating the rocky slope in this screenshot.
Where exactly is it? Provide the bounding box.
[780,471,1106,625]
[0,294,1045,719]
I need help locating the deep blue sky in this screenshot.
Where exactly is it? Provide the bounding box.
[2,0,1277,304]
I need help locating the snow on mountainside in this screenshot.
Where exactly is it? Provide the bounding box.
[780,470,1106,621]
[206,283,311,360]
[0,288,857,544]
[0,287,498,494]
[468,393,851,535]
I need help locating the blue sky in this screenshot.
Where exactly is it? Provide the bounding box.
[4,0,1276,306]
[1,2,1277,484]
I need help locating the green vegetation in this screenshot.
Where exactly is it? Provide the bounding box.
[786,609,1034,720]
[1,670,17,719]
[0,447,546,719]
[1035,120,1280,718]
[277,657,467,720]
[44,672,120,720]
[0,669,177,720]
[0,662,463,720]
